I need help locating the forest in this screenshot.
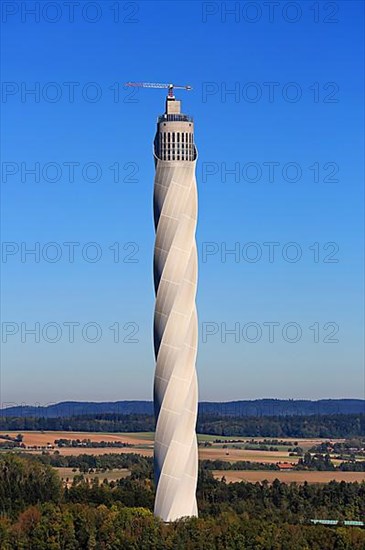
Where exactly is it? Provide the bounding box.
[0,453,364,549]
[0,413,363,438]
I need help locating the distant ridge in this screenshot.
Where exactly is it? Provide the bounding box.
[1,399,363,418]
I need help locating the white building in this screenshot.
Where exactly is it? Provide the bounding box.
[153,92,199,522]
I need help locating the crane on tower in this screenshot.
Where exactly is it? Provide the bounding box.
[125,82,192,98]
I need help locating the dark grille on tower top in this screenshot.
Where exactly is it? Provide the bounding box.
[158,114,194,123]
[154,130,196,162]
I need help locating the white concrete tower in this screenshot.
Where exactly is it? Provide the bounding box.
[153,90,198,522]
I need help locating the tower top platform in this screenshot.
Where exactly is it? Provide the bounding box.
[157,97,194,124]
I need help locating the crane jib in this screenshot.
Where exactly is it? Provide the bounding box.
[125,82,193,92]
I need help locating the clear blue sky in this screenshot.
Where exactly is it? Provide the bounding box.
[1,0,364,406]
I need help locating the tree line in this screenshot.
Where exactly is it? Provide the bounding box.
[0,413,363,438]
[21,451,365,474]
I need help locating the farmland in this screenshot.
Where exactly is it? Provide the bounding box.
[0,430,335,463]
[213,470,365,484]
[56,466,131,484]
[1,430,364,485]
[0,430,152,447]
[55,466,365,486]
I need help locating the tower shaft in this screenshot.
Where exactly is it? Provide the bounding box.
[153,96,198,522]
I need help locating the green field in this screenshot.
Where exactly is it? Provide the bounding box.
[55,467,131,483]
